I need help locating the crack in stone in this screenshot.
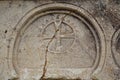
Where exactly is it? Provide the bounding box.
[40,13,69,80]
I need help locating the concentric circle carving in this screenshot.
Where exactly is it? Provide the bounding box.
[112,28,120,68]
[41,18,75,53]
[11,3,106,79]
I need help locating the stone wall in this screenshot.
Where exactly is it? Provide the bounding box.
[0,0,120,80]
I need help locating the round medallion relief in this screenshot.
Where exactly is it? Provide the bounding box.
[112,28,120,68]
[11,3,106,79]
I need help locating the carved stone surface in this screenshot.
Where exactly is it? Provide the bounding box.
[9,3,106,79]
[0,0,120,80]
[112,28,120,68]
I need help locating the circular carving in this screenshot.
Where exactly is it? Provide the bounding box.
[11,3,106,78]
[41,18,75,53]
[112,28,120,68]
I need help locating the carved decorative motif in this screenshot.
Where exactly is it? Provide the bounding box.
[9,3,106,79]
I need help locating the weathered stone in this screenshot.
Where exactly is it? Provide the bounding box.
[0,0,120,80]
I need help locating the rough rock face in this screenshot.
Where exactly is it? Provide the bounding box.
[0,0,120,80]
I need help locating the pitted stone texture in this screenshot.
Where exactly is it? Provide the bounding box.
[0,1,119,80]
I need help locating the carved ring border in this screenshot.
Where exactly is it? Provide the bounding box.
[8,3,106,78]
[112,28,120,68]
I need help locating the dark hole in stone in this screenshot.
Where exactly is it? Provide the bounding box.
[18,4,21,7]
[5,30,7,33]
[8,77,18,80]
